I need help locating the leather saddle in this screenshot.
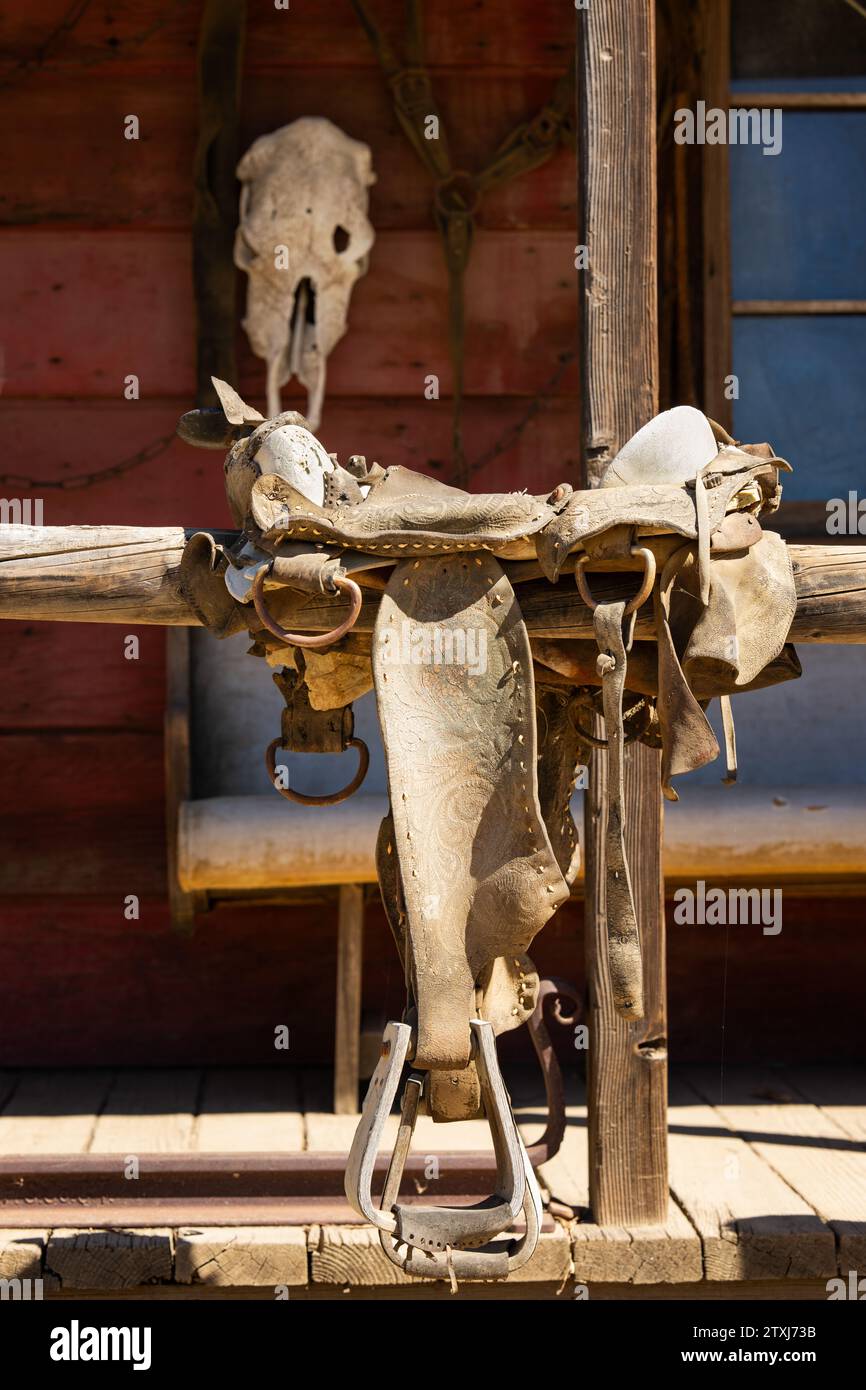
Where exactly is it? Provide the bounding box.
[179,387,799,1280]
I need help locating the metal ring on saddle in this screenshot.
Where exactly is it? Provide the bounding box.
[251,565,363,650]
[575,544,657,615]
[265,735,369,806]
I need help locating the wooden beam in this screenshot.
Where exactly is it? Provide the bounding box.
[733,300,866,316]
[178,0,246,928]
[333,885,365,1117]
[0,525,191,625]
[700,0,732,431]
[192,0,246,406]
[176,789,866,894]
[733,92,866,111]
[165,628,204,933]
[1,527,866,642]
[579,0,667,1226]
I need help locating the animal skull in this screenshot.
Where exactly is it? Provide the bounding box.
[235,117,376,430]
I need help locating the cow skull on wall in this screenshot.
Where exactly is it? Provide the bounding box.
[234,116,376,430]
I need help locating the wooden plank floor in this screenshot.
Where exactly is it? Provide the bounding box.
[0,1064,862,1296]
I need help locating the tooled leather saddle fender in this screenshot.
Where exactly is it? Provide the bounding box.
[179,385,799,1281]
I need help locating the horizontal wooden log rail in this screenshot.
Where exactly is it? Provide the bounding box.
[179,788,866,893]
[0,525,864,642]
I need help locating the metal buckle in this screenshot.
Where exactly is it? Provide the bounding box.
[345,1019,541,1281]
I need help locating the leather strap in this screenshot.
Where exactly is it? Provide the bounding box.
[272,668,353,755]
[593,599,644,1021]
[192,0,246,407]
[694,466,711,605]
[654,544,720,800]
[720,695,738,785]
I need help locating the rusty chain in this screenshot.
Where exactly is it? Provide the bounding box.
[0,434,175,492]
[0,0,190,91]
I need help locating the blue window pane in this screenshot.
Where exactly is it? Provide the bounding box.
[730,113,866,300]
[732,316,866,498]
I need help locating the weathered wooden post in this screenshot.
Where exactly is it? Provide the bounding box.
[578,0,669,1225]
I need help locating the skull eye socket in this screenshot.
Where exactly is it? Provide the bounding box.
[332,225,351,254]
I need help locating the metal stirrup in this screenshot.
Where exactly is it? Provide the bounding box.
[376,1079,542,1282]
[344,1019,540,1279]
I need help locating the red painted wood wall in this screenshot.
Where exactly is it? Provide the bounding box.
[0,1,859,1069]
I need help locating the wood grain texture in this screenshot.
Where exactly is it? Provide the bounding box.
[0,1070,112,1154]
[192,1069,305,1152]
[308,1224,418,1286]
[731,94,866,111]
[579,0,667,1226]
[0,396,582,520]
[333,884,364,1116]
[789,1067,866,1144]
[307,1226,572,1285]
[579,4,657,483]
[179,787,866,894]
[88,1069,201,1153]
[45,1228,173,1290]
[3,1062,854,1290]
[0,229,579,401]
[0,732,167,895]
[511,1070,702,1283]
[667,1076,836,1281]
[0,71,576,230]
[175,1225,308,1286]
[0,621,166,729]
[0,0,574,75]
[700,0,732,430]
[734,300,866,315]
[686,1067,866,1274]
[0,1229,46,1280]
[2,526,862,637]
[0,525,190,624]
